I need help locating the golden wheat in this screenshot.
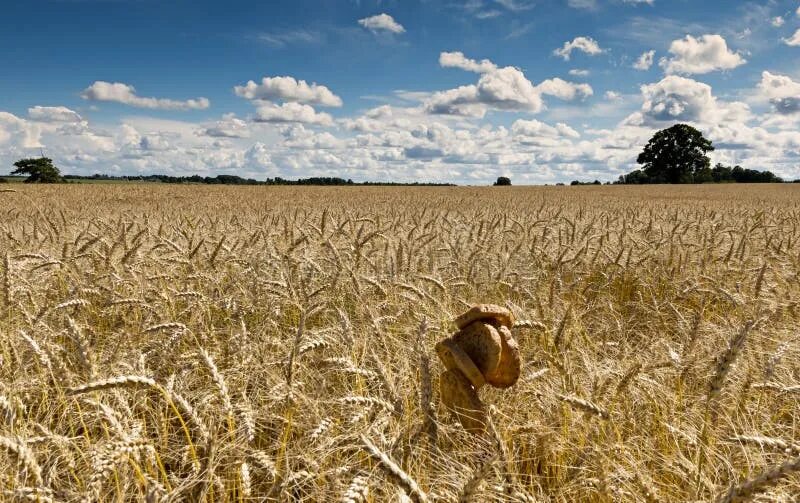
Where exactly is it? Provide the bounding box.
[0,183,798,501]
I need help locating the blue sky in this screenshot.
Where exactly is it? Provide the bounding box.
[1,0,800,183]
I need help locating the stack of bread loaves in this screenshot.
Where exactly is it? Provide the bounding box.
[436,304,522,433]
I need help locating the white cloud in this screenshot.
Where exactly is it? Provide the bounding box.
[233,76,342,107]
[757,71,800,115]
[244,143,273,169]
[771,16,785,27]
[340,105,423,133]
[253,102,334,126]
[139,133,173,152]
[568,69,590,77]
[428,52,592,117]
[633,50,655,70]
[535,78,593,100]
[358,14,405,34]
[784,29,800,46]
[197,115,251,138]
[621,0,654,4]
[28,106,83,123]
[604,91,622,101]
[81,81,210,110]
[659,34,746,74]
[282,125,343,149]
[627,75,750,126]
[0,112,42,148]
[425,86,489,117]
[439,52,497,74]
[554,36,604,61]
[512,119,580,145]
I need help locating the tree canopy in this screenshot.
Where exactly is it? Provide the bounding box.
[636,124,714,184]
[11,157,64,183]
[494,176,511,186]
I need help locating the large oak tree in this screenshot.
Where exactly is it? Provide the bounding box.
[636,124,714,184]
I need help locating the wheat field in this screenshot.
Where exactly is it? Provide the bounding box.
[1,183,799,502]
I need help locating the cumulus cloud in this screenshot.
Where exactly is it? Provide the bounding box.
[535,78,593,100]
[425,86,489,117]
[0,111,42,148]
[340,105,419,133]
[784,29,800,46]
[426,53,592,117]
[626,75,750,126]
[233,76,342,107]
[196,115,251,138]
[81,81,210,110]
[553,37,604,61]
[425,67,546,116]
[512,119,580,146]
[358,14,405,34]
[771,16,785,27]
[244,143,272,168]
[568,69,590,77]
[28,106,83,123]
[439,52,497,74]
[633,50,655,70]
[758,71,800,115]
[139,133,173,152]
[281,125,343,149]
[253,102,334,126]
[659,34,746,74]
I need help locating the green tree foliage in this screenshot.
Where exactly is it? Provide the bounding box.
[636,124,714,184]
[705,164,782,183]
[494,176,511,186]
[11,157,64,183]
[616,169,652,184]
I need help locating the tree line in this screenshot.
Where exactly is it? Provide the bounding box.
[4,159,453,186]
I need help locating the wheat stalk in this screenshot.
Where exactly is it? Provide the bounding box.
[360,435,429,503]
[717,456,800,503]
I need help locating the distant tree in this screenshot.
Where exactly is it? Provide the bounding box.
[636,124,714,184]
[494,176,511,186]
[616,169,651,185]
[11,157,64,183]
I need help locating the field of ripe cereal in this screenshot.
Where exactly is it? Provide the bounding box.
[1,184,799,502]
